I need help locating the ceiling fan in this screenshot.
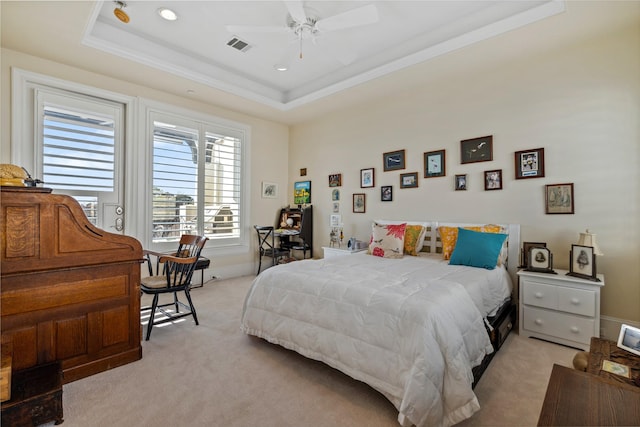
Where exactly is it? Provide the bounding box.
[225,1,379,64]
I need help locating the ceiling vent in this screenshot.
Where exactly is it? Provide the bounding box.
[226,37,252,53]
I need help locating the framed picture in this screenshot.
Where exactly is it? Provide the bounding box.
[455,174,467,191]
[521,242,547,268]
[300,168,307,176]
[527,247,554,273]
[424,149,446,178]
[617,324,640,357]
[332,202,340,213]
[331,189,340,201]
[360,168,375,188]
[330,214,341,227]
[567,244,599,281]
[329,173,342,187]
[460,135,493,164]
[400,172,418,188]
[545,183,574,214]
[261,181,278,198]
[381,185,392,201]
[383,149,406,172]
[353,193,366,213]
[515,148,545,179]
[294,180,311,204]
[484,169,503,190]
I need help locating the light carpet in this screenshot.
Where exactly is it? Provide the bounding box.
[58,275,577,427]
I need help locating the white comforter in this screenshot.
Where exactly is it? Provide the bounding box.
[241,253,512,427]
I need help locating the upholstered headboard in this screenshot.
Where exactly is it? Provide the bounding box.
[374,220,521,285]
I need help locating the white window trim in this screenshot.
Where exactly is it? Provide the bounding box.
[11,68,140,238]
[139,98,251,256]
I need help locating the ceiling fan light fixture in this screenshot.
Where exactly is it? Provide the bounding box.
[158,8,178,21]
[113,1,130,24]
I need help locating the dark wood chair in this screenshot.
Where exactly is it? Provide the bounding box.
[141,235,208,340]
[254,225,290,274]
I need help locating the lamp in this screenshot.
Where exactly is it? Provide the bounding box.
[113,1,130,24]
[577,229,603,256]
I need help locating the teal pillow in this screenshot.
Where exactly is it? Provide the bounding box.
[449,227,507,270]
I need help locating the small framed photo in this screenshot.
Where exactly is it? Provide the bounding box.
[300,168,307,176]
[329,174,342,187]
[332,189,340,201]
[261,181,278,198]
[400,172,418,188]
[515,148,545,179]
[461,135,493,164]
[294,180,311,204]
[383,149,406,172]
[617,324,640,356]
[332,202,340,213]
[527,247,554,273]
[353,193,366,213]
[546,183,574,214]
[455,174,467,191]
[521,242,546,268]
[567,244,599,281]
[381,185,393,201]
[424,149,446,178]
[360,168,375,188]
[330,214,341,227]
[484,169,503,190]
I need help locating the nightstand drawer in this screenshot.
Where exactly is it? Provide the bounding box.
[522,306,594,346]
[522,281,558,310]
[557,286,595,317]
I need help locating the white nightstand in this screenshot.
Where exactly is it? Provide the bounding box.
[518,269,604,351]
[322,247,367,258]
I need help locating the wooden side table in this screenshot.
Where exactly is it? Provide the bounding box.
[587,336,640,387]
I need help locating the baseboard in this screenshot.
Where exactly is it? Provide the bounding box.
[600,316,640,341]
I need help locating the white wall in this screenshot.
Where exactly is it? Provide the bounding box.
[289,23,640,325]
[1,48,290,278]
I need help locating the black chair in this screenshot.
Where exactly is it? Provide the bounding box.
[254,225,290,274]
[141,235,208,340]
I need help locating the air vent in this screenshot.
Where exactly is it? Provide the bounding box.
[226,37,252,52]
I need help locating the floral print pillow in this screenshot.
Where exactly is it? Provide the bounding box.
[368,222,406,258]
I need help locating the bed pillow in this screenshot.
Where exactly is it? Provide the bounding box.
[449,227,507,270]
[404,224,426,256]
[438,224,505,260]
[368,222,406,258]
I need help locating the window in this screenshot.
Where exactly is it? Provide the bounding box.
[149,110,247,248]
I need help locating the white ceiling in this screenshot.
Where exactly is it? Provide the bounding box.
[84,1,564,110]
[3,1,638,125]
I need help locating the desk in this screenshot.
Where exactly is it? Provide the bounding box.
[538,364,640,426]
[588,336,640,387]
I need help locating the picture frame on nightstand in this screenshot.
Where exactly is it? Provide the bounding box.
[521,242,546,268]
[617,324,640,356]
[526,247,556,274]
[567,244,600,281]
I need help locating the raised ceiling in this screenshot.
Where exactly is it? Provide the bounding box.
[84,1,564,110]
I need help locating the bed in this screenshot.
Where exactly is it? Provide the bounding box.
[241,221,520,427]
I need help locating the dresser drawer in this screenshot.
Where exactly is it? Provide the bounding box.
[556,286,595,317]
[522,281,558,310]
[522,306,594,346]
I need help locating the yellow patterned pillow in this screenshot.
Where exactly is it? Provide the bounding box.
[438,225,505,260]
[404,225,426,256]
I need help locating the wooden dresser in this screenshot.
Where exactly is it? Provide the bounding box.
[1,187,143,383]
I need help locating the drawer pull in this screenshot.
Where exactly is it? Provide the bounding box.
[570,298,580,305]
[534,292,543,299]
[535,319,543,326]
[570,326,579,334]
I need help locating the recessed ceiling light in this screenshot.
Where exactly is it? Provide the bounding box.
[158,8,178,21]
[274,64,288,72]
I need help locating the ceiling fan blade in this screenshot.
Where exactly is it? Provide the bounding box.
[226,25,289,34]
[284,0,307,23]
[315,4,379,32]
